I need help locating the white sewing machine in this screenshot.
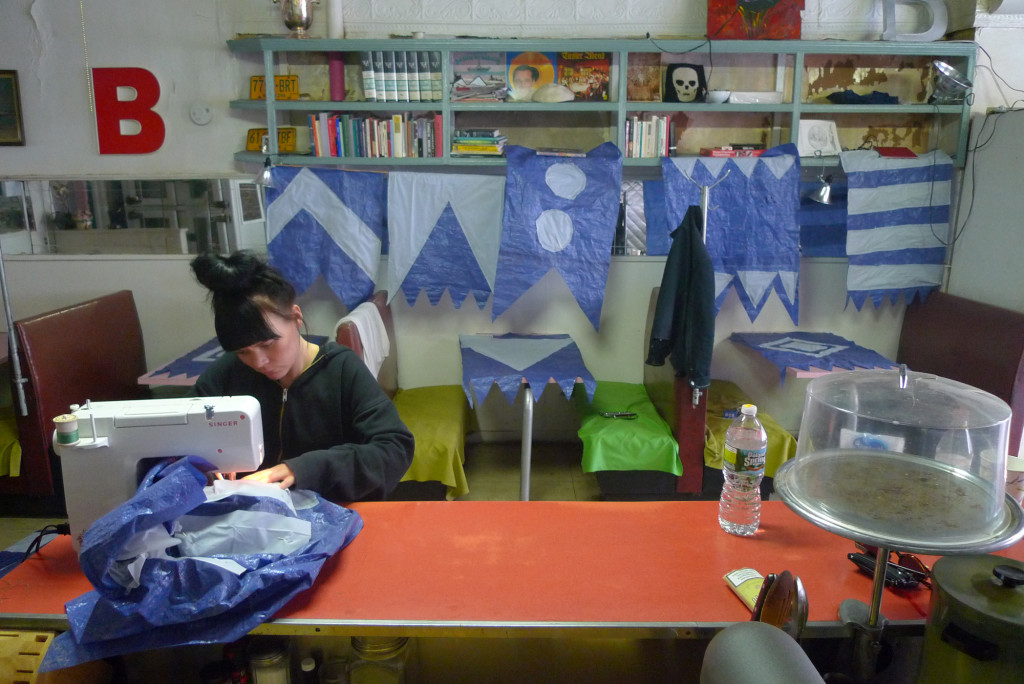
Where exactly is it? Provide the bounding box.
[53,395,264,550]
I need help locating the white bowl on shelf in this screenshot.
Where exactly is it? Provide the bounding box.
[729,91,784,104]
[706,90,731,103]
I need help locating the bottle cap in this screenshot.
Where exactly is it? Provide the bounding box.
[741,403,757,416]
[301,656,316,672]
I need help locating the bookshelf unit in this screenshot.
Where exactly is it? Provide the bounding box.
[227,37,976,169]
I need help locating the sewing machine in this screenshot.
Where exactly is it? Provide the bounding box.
[53,395,264,550]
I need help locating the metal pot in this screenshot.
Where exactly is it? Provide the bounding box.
[917,554,1024,683]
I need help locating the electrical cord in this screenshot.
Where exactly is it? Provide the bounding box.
[20,522,71,562]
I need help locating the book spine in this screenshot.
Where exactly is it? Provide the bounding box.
[395,50,409,103]
[359,51,376,102]
[377,51,394,102]
[319,112,331,157]
[434,112,443,158]
[453,128,502,138]
[429,51,443,102]
[391,114,403,157]
[328,114,338,157]
[406,51,421,103]
[417,51,432,102]
[329,52,346,101]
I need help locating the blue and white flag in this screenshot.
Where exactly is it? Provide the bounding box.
[458,333,597,407]
[266,167,386,310]
[387,172,504,308]
[841,150,951,308]
[661,146,801,324]
[492,144,622,330]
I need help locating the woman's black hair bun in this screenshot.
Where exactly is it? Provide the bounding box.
[191,250,264,295]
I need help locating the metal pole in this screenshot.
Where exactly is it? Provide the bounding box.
[520,384,533,501]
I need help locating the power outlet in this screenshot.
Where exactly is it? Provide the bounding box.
[189,102,213,126]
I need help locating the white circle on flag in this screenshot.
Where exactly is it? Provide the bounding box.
[536,210,574,252]
[545,163,586,200]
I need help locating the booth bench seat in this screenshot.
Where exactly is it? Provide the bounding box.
[335,292,469,500]
[897,291,1024,457]
[1,290,149,512]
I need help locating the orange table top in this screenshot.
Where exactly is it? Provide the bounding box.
[3,501,1022,638]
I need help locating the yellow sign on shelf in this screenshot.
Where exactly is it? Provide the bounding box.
[249,74,300,100]
[246,127,302,153]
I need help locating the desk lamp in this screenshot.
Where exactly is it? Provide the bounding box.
[255,157,274,188]
[808,151,832,205]
[930,61,972,104]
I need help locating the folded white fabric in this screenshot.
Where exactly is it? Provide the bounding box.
[333,300,389,378]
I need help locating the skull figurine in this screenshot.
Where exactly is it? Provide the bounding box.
[664,63,707,103]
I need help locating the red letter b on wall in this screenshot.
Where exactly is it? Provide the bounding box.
[93,67,165,154]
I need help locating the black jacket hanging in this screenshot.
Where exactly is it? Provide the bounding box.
[646,205,715,388]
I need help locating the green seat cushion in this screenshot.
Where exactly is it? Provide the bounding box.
[392,385,469,499]
[575,381,681,476]
[703,379,796,478]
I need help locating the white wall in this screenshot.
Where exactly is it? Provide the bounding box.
[2,0,1022,438]
[947,27,1024,311]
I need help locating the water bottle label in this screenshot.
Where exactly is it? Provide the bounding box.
[724,445,766,474]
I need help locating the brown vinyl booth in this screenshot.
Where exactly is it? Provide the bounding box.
[2,291,149,511]
[897,291,1024,457]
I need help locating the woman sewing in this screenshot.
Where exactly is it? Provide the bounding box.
[188,250,414,502]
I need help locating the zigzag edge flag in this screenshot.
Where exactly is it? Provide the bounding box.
[266,167,386,310]
[661,146,801,324]
[492,143,623,330]
[458,334,597,408]
[841,150,951,309]
[386,172,504,309]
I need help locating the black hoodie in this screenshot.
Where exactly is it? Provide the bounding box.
[191,341,414,502]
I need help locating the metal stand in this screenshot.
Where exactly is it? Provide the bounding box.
[680,168,730,244]
[838,545,891,683]
[520,384,533,501]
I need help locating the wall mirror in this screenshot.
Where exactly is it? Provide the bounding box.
[0,179,267,256]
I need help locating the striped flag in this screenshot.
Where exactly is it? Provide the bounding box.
[841,150,951,308]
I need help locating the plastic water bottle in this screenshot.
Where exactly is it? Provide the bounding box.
[719,403,767,536]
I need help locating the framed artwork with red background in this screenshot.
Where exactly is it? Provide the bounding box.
[708,0,803,40]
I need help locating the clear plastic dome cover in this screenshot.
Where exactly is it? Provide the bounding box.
[776,368,1023,553]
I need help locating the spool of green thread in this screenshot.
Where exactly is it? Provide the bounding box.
[53,413,80,445]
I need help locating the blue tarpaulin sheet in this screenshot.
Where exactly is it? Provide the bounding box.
[41,457,361,671]
[459,333,596,407]
[386,171,504,309]
[660,145,801,324]
[493,144,622,330]
[730,331,897,382]
[266,167,387,310]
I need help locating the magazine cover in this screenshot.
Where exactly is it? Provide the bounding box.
[506,51,557,101]
[626,53,662,102]
[556,52,611,101]
[450,51,507,100]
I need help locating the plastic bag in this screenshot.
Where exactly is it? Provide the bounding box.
[41,456,363,671]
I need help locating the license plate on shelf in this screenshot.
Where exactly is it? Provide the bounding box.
[246,127,301,153]
[249,74,299,100]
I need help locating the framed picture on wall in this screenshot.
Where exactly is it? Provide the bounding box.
[0,70,25,146]
[707,0,803,40]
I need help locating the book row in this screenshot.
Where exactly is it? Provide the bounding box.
[309,112,443,159]
[359,51,444,103]
[624,114,674,159]
[354,51,612,104]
